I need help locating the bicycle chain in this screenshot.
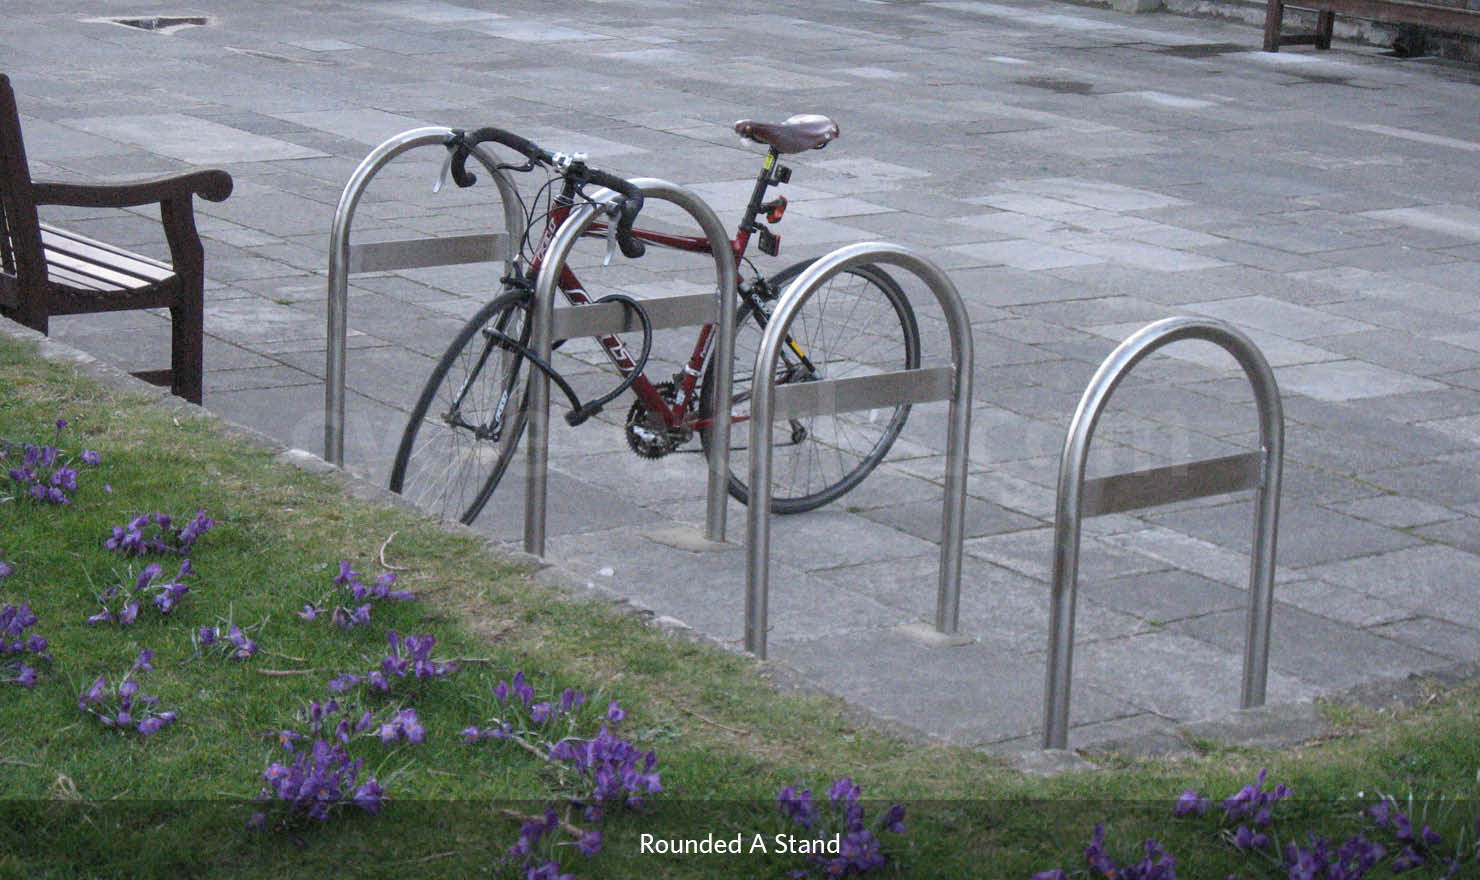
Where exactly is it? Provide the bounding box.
[624,382,691,459]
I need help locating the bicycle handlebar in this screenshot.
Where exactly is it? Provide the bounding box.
[581,168,646,259]
[445,128,645,259]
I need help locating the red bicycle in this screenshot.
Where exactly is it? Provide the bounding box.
[388,115,921,524]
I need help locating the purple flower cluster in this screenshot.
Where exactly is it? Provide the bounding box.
[3,419,100,504]
[1363,798,1453,874]
[252,698,386,829]
[298,561,415,630]
[462,673,590,742]
[86,560,194,625]
[776,778,906,877]
[377,707,425,745]
[1283,831,1388,880]
[252,738,385,826]
[548,724,662,821]
[104,510,213,556]
[76,649,178,735]
[327,630,455,694]
[502,808,598,879]
[1086,824,1177,880]
[1038,771,1478,879]
[1,602,50,688]
[197,622,259,660]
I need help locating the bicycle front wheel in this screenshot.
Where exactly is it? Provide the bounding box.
[389,290,531,524]
[699,259,921,513]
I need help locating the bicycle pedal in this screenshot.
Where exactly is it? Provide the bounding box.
[758,226,780,257]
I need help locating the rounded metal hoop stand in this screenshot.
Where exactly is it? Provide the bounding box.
[1042,316,1284,750]
[746,242,973,660]
[324,127,524,466]
[525,177,736,556]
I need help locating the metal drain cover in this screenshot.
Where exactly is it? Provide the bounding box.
[88,16,210,34]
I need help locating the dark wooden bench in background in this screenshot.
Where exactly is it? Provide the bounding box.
[1264,0,1480,52]
[0,73,231,405]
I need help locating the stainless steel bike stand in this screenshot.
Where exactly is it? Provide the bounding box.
[744,242,974,661]
[325,127,524,467]
[525,178,737,558]
[1042,316,1285,751]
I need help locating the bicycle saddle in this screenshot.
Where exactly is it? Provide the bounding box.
[733,114,839,154]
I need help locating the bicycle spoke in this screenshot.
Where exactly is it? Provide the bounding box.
[701,261,920,513]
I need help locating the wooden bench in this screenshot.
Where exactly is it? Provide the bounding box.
[1264,0,1480,52]
[0,73,232,405]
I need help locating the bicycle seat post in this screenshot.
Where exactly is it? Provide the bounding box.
[738,147,787,258]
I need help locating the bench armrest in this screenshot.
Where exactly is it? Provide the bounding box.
[31,169,233,209]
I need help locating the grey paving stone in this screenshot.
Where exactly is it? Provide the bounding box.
[772,629,1139,745]
[1372,617,1480,665]
[1329,494,1463,528]
[1169,605,1450,690]
[1148,498,1420,568]
[1079,569,1247,624]
[1071,631,1320,723]
[1301,545,1480,629]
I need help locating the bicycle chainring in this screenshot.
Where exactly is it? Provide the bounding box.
[624,382,690,459]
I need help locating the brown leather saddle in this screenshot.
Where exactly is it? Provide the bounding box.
[733,114,839,154]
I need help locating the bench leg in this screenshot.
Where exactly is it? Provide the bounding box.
[170,299,203,406]
[1316,9,1335,49]
[1263,0,1286,50]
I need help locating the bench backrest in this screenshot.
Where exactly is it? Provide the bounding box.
[0,74,45,310]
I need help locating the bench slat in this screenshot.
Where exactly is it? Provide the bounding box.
[41,224,173,286]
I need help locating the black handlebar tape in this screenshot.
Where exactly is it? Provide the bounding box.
[445,127,553,188]
[583,169,646,259]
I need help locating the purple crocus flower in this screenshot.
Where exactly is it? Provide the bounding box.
[606,700,626,723]
[577,829,603,858]
[882,803,907,834]
[80,676,108,707]
[1174,789,1210,817]
[81,450,101,466]
[352,779,384,814]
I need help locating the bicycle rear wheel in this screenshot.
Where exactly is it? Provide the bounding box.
[389,290,531,524]
[699,259,921,513]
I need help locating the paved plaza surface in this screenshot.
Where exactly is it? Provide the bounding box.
[6,0,1480,756]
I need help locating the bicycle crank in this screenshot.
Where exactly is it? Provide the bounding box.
[624,382,691,459]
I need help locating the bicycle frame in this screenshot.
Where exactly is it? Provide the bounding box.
[526,147,791,433]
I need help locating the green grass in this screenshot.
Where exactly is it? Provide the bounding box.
[1,332,1479,878]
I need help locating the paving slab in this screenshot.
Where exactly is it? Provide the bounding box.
[9,0,1480,756]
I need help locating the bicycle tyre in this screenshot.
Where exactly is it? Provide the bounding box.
[389,290,531,524]
[699,259,921,513]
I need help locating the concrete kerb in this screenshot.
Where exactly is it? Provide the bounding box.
[8,313,1480,774]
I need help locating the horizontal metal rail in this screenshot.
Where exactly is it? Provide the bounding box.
[1079,451,1263,518]
[347,232,513,274]
[549,292,718,338]
[771,366,955,422]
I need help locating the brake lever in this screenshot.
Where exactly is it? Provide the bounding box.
[603,207,619,266]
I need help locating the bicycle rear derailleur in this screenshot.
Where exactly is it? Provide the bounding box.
[624,382,691,458]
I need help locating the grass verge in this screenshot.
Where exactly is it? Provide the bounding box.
[1,332,1478,878]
